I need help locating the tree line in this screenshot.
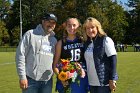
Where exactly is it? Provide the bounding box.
[0,0,140,46]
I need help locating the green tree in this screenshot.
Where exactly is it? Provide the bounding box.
[0,0,11,46]
[0,20,9,46]
[7,0,128,45]
[83,0,128,43]
[0,0,11,20]
[6,0,60,45]
[126,0,140,43]
[11,26,20,46]
[106,1,128,43]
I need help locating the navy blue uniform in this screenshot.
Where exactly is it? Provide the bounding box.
[56,37,88,93]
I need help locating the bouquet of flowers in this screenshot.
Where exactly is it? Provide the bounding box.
[57,59,85,93]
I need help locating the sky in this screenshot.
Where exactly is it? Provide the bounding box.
[119,0,128,4]
[117,0,130,10]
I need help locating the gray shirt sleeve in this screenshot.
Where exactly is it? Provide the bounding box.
[15,31,30,80]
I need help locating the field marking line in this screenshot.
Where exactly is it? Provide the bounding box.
[0,62,15,66]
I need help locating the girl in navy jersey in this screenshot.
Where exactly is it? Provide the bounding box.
[53,18,88,93]
[83,17,118,93]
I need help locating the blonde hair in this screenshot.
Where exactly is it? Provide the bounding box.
[83,17,106,41]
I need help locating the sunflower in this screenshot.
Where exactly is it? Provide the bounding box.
[58,71,68,81]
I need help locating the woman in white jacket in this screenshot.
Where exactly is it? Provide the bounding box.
[83,17,118,93]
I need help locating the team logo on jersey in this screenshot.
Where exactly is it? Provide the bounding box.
[64,43,83,50]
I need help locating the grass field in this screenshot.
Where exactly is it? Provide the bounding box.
[0,52,140,93]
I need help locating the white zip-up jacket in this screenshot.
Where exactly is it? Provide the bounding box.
[16,24,57,81]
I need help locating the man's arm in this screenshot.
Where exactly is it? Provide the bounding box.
[15,32,30,89]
